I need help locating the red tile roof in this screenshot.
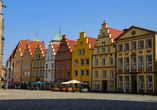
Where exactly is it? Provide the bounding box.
[68,40,77,51]
[52,44,60,55]
[108,27,123,43]
[29,46,36,58]
[18,40,45,56]
[86,37,97,49]
[42,48,47,57]
[2,65,5,69]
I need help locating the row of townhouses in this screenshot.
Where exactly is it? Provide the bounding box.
[5,21,157,94]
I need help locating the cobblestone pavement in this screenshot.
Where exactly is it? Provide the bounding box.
[0,89,157,110]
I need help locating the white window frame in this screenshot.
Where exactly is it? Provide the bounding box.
[102,48,105,53]
[109,70,114,78]
[139,41,144,49]
[61,72,64,78]
[101,58,105,66]
[119,45,122,51]
[94,81,99,90]
[125,43,129,51]
[131,42,136,50]
[78,50,81,56]
[94,70,98,78]
[28,72,30,77]
[61,63,64,69]
[131,57,136,70]
[125,58,129,70]
[40,70,42,76]
[56,64,59,70]
[109,57,113,65]
[22,72,24,77]
[25,72,27,77]
[147,56,152,69]
[102,40,105,46]
[97,48,99,53]
[146,39,151,48]
[85,69,89,76]
[82,49,85,55]
[147,76,152,90]
[119,76,123,88]
[85,58,89,65]
[102,70,106,78]
[139,56,143,70]
[95,59,98,66]
[74,70,78,76]
[75,59,78,66]
[33,70,35,76]
[80,59,84,66]
[108,47,110,52]
[67,62,70,69]
[139,76,144,89]
[80,70,84,76]
[125,76,129,89]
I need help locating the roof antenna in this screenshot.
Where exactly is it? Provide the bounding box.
[59,27,61,32]
[36,33,38,37]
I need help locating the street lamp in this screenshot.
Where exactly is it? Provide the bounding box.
[142,49,144,96]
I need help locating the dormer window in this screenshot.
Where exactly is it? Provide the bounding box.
[103,32,105,37]
[102,40,105,46]
[81,41,83,45]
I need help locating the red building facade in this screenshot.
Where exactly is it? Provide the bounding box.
[55,35,77,87]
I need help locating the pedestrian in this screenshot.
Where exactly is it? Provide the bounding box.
[3,84,5,90]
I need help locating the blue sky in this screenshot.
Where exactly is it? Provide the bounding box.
[2,0,157,64]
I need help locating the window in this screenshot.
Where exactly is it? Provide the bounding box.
[14,75,15,79]
[36,62,38,67]
[109,57,113,65]
[67,72,70,78]
[82,49,85,55]
[78,50,81,56]
[110,70,114,78]
[61,47,62,52]
[80,70,84,76]
[64,46,66,51]
[95,59,98,66]
[131,42,136,50]
[94,81,99,90]
[61,72,64,78]
[59,54,61,60]
[28,63,30,69]
[132,57,136,70]
[52,63,53,68]
[36,55,38,60]
[63,41,64,45]
[66,53,68,59]
[18,60,20,64]
[139,56,143,70]
[147,76,152,90]
[14,67,16,72]
[25,72,27,77]
[139,41,144,49]
[119,76,123,88]
[102,70,106,78]
[94,70,98,78]
[125,58,129,70]
[34,62,36,67]
[81,41,83,45]
[56,72,59,78]
[139,76,144,89]
[16,75,18,79]
[28,72,30,77]
[74,70,78,76]
[146,39,151,48]
[102,40,105,46]
[51,55,53,59]
[85,69,89,76]
[28,57,29,61]
[75,60,78,66]
[101,58,105,65]
[62,54,64,59]
[23,64,25,69]
[119,59,123,70]
[125,43,129,51]
[36,70,38,76]
[17,67,18,72]
[119,44,122,51]
[56,64,59,70]
[39,54,40,59]
[25,64,27,69]
[102,48,105,53]
[97,48,99,53]
[47,55,49,60]
[67,63,70,69]
[147,56,152,69]
[46,64,48,69]
[80,59,84,66]
[61,63,64,69]
[103,32,105,37]
[108,47,110,52]
[51,72,53,78]
[45,73,47,78]
[40,70,42,76]
[22,72,24,77]
[85,58,89,65]
[19,67,21,72]
[33,70,35,76]
[40,61,42,67]
[125,76,129,89]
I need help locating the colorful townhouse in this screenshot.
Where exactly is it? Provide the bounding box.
[71,32,97,91]
[55,35,77,87]
[44,42,59,89]
[31,44,47,89]
[92,21,123,92]
[115,26,157,94]
[13,39,46,88]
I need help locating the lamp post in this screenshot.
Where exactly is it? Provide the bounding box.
[142,49,144,96]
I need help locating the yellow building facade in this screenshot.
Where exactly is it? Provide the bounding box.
[31,45,47,89]
[115,26,157,94]
[92,21,123,92]
[71,32,96,91]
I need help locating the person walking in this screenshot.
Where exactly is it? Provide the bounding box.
[3,84,5,90]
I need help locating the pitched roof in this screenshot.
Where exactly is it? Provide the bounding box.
[108,27,123,43]
[53,32,62,41]
[33,37,40,41]
[52,44,59,55]
[68,40,77,51]
[18,40,45,56]
[2,64,6,69]
[42,48,47,57]
[86,37,97,49]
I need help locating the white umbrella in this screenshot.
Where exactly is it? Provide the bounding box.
[61,79,82,84]
[61,82,71,84]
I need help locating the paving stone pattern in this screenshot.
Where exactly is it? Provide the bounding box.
[0,89,157,110]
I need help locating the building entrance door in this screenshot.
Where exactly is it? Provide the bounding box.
[131,76,137,93]
[102,80,107,92]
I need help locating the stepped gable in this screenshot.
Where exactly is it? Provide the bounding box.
[68,40,77,52]
[18,40,45,56]
[108,27,123,43]
[86,37,97,49]
[52,44,59,55]
[42,48,47,57]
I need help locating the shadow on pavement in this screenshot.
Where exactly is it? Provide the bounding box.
[0,98,156,110]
